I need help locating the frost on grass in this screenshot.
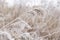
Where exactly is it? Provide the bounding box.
[0,0,60,40]
[0,6,60,40]
[0,2,28,28]
[0,31,14,40]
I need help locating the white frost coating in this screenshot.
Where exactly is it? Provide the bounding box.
[5,0,20,7]
[48,0,57,7]
[0,0,60,40]
[4,0,60,8]
[5,0,15,7]
[26,0,41,7]
[0,31,14,40]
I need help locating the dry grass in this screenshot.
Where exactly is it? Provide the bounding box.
[0,2,60,40]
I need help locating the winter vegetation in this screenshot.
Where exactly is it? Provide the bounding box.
[0,0,60,40]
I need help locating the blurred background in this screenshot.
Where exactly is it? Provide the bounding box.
[0,0,60,9]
